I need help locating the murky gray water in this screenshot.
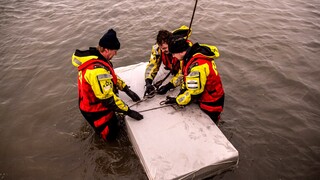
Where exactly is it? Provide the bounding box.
[1,0,319,179]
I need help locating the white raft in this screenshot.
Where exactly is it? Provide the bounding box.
[116,62,239,180]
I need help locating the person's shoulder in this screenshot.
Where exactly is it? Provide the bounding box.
[151,44,160,55]
[82,60,111,72]
[152,43,159,50]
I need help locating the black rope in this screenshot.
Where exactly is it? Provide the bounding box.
[186,0,198,41]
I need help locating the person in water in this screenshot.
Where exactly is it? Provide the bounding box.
[144,25,192,97]
[72,29,143,141]
[164,35,224,124]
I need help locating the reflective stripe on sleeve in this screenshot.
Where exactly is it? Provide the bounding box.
[186,80,198,89]
[97,74,112,80]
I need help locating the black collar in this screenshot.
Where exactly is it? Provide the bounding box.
[183,43,201,63]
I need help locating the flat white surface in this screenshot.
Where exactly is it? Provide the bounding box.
[116,62,239,180]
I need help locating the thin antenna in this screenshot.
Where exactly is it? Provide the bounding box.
[186,0,198,41]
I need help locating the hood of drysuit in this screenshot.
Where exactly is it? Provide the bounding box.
[172,25,192,39]
[183,43,220,64]
[72,47,110,68]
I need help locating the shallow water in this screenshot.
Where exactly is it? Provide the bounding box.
[0,0,319,179]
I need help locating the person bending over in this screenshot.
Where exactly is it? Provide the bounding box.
[72,29,143,141]
[164,35,224,124]
[144,25,192,97]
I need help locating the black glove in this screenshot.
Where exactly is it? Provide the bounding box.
[157,82,174,95]
[127,109,143,120]
[124,86,141,102]
[164,96,177,104]
[145,78,155,96]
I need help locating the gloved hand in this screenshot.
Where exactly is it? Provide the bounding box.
[127,109,143,120]
[164,96,177,104]
[124,86,141,102]
[157,82,174,95]
[144,78,155,96]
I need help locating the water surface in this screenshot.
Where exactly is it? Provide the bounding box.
[0,0,319,179]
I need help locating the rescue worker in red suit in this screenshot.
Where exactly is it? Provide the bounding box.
[72,29,143,141]
[144,25,192,96]
[164,35,224,124]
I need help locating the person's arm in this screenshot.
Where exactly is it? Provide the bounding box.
[115,76,141,102]
[176,64,208,106]
[115,76,127,90]
[85,68,143,120]
[145,44,162,81]
[144,44,162,96]
[84,67,129,112]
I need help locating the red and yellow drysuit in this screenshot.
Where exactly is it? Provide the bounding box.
[176,43,224,123]
[145,25,192,87]
[72,47,129,140]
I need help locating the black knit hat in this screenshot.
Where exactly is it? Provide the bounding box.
[99,29,120,50]
[168,35,189,53]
